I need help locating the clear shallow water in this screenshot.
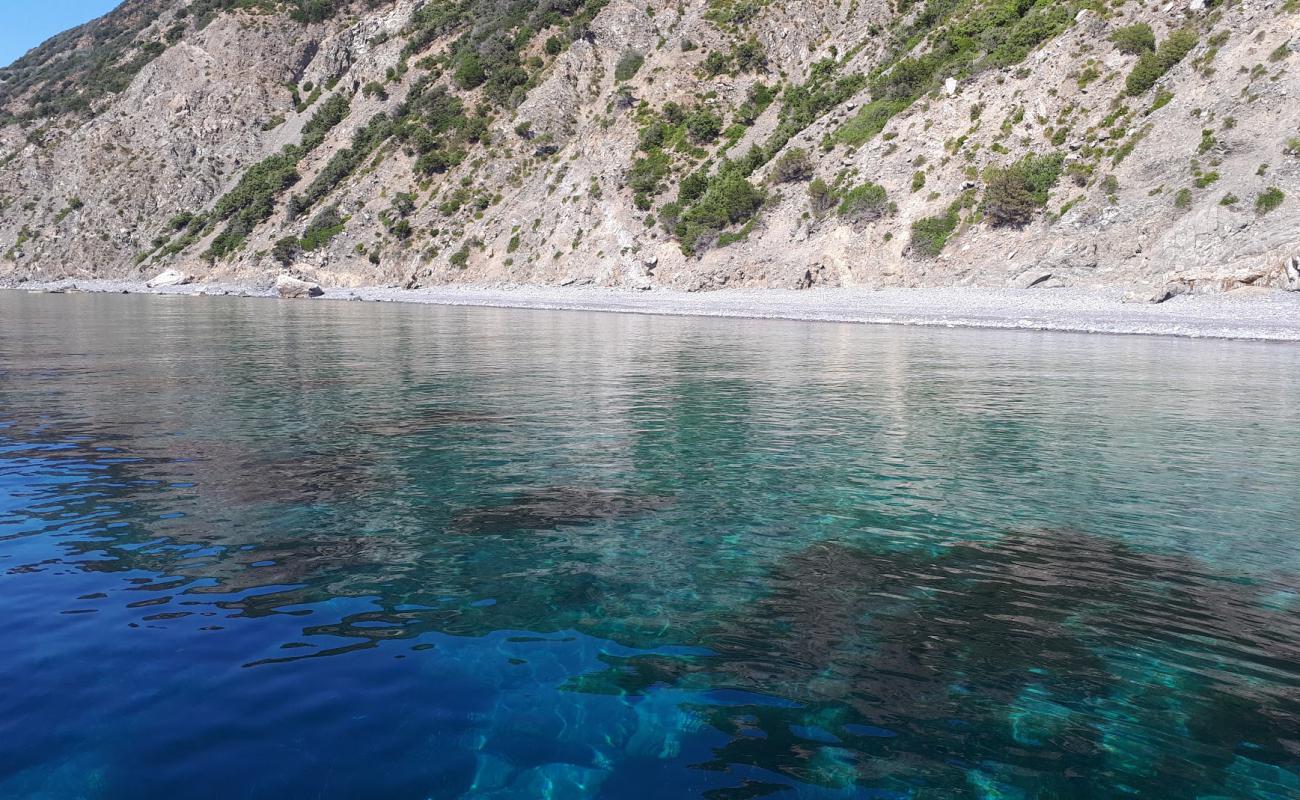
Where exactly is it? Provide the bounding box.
[1,292,1299,800]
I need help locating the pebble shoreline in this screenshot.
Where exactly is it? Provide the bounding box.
[9,279,1300,342]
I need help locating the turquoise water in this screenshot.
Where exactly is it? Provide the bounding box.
[1,292,1299,800]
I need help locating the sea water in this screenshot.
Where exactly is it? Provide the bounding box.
[1,292,1297,799]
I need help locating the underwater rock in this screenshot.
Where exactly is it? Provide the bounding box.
[611,526,1300,796]
[168,442,386,507]
[450,487,674,535]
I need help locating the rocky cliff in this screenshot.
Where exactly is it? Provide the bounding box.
[2,0,1299,293]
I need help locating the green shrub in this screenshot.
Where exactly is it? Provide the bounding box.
[735,82,775,125]
[657,201,682,231]
[615,50,645,82]
[983,152,1064,227]
[544,36,562,56]
[703,50,730,76]
[290,113,394,219]
[390,192,416,218]
[453,53,486,89]
[1125,28,1198,96]
[300,206,345,250]
[1255,186,1285,214]
[167,212,196,231]
[733,39,766,73]
[678,171,709,203]
[1193,170,1220,188]
[1110,23,1156,56]
[706,0,762,26]
[834,99,908,147]
[911,170,926,192]
[1219,193,1239,206]
[300,93,351,150]
[910,211,959,258]
[683,172,764,230]
[677,169,764,254]
[638,121,666,151]
[1174,187,1193,209]
[1146,88,1174,115]
[449,243,470,268]
[629,148,672,195]
[770,148,813,183]
[205,150,302,259]
[685,110,723,143]
[836,182,890,224]
[808,178,835,215]
[54,197,84,223]
[290,0,342,24]
[271,236,300,266]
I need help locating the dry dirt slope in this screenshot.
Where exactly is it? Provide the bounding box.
[1,0,1299,295]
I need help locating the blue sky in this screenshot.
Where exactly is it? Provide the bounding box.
[1,1,121,67]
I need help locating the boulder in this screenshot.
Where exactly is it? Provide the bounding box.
[275,274,324,299]
[146,268,193,288]
[1123,283,1190,305]
[1013,269,1053,289]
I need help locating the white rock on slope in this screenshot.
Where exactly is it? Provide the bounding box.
[146,269,193,288]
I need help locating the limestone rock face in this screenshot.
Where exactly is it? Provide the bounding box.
[0,0,1297,294]
[275,274,324,299]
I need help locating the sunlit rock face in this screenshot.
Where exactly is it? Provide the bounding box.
[2,0,1297,294]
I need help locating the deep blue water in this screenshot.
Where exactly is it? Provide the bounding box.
[1,291,1299,799]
